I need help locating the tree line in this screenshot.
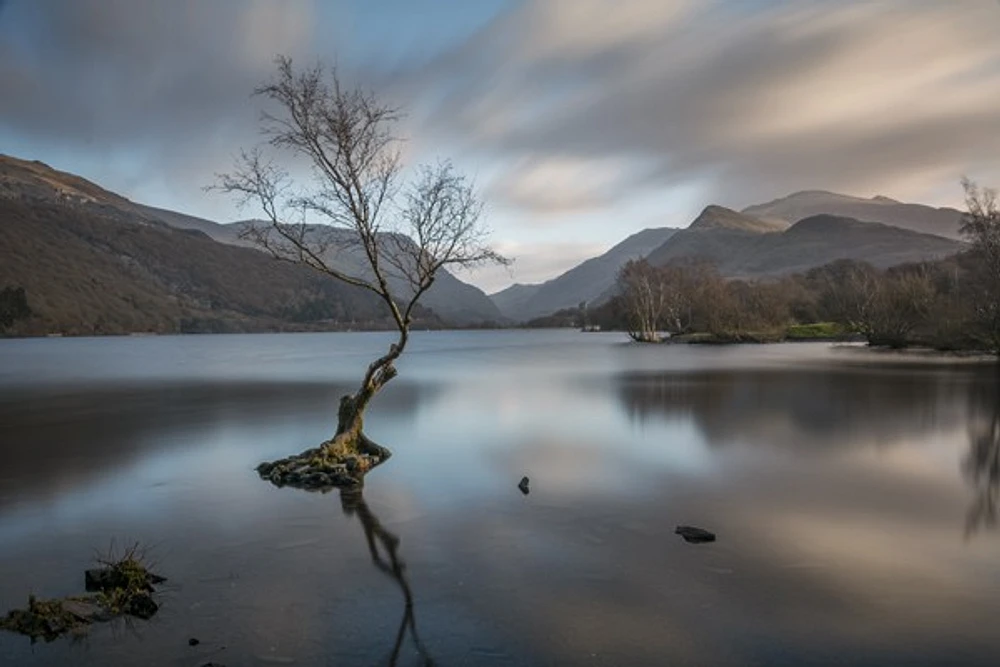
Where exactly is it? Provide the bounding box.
[585,181,1000,353]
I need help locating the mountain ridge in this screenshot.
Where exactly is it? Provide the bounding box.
[0,154,502,327]
[489,226,679,320]
[741,189,963,239]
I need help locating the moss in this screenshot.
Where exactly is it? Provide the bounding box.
[0,595,86,643]
[256,438,388,492]
[1,545,165,643]
[785,322,848,340]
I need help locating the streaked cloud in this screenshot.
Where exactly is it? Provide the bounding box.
[3,0,1000,288]
[454,240,608,294]
[395,0,1000,212]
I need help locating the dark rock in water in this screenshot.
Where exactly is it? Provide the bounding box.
[85,566,165,593]
[84,568,114,592]
[127,593,158,620]
[188,637,201,646]
[60,600,105,623]
[518,476,530,495]
[675,525,716,543]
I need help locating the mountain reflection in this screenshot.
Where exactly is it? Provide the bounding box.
[0,380,433,509]
[964,368,1000,536]
[616,367,981,451]
[339,489,434,666]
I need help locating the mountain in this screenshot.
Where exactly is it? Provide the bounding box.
[644,206,780,269]
[490,227,678,321]
[0,154,502,330]
[687,204,787,233]
[0,195,408,335]
[490,283,542,318]
[645,206,964,279]
[731,214,964,275]
[742,190,964,240]
[138,214,503,326]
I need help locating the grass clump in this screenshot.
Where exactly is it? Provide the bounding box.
[0,595,92,643]
[0,542,165,643]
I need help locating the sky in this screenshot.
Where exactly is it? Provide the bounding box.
[2,0,1000,293]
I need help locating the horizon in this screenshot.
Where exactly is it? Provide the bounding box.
[2,0,998,292]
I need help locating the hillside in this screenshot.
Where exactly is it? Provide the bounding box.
[644,206,777,270]
[733,214,964,275]
[0,197,418,335]
[491,227,678,321]
[490,283,542,318]
[687,204,787,233]
[742,190,964,239]
[0,154,502,330]
[645,208,964,278]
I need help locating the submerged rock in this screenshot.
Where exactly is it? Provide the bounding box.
[675,525,716,544]
[518,476,530,495]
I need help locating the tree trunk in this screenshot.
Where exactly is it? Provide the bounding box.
[322,333,407,462]
[256,318,408,489]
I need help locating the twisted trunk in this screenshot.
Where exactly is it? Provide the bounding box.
[323,327,408,462]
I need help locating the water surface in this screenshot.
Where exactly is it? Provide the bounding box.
[1,331,998,665]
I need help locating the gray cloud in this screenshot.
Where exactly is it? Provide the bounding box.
[4,0,1000,232]
[0,0,318,216]
[389,0,1000,212]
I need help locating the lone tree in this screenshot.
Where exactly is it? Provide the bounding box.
[961,178,1000,354]
[215,56,507,488]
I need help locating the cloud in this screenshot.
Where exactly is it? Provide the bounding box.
[455,239,608,294]
[486,155,652,216]
[5,0,1000,288]
[395,0,1000,210]
[0,0,318,216]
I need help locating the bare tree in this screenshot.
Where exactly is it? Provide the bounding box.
[215,56,507,483]
[617,259,666,342]
[815,260,933,347]
[961,178,1000,354]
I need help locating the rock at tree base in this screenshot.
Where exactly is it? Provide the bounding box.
[675,525,716,543]
[256,445,390,491]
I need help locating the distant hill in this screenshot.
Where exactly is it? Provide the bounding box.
[0,196,413,336]
[732,214,964,275]
[687,204,787,233]
[644,206,781,270]
[645,207,964,278]
[490,283,542,318]
[742,190,964,240]
[0,154,502,331]
[490,227,678,321]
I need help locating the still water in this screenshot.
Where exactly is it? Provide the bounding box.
[0,331,998,666]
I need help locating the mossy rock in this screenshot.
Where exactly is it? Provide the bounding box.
[1,554,166,643]
[256,442,389,491]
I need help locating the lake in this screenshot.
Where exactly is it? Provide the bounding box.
[1,330,998,666]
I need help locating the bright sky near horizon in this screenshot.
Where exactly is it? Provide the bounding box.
[2,0,1000,293]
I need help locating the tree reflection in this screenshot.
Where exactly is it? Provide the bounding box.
[339,489,434,666]
[964,369,1000,537]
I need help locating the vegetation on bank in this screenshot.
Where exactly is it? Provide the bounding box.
[555,181,1000,354]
